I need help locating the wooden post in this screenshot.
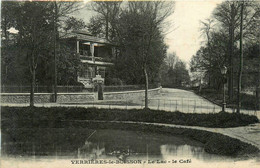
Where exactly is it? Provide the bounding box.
[76,41,80,54]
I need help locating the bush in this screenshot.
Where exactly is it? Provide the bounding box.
[1,107,258,128]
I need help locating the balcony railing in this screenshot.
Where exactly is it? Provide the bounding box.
[79,55,112,63]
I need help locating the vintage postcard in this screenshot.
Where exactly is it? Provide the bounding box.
[1,0,260,168]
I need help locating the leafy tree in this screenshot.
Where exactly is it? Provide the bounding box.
[14,2,53,106]
[63,16,86,32]
[1,2,18,41]
[57,44,82,85]
[161,53,190,87]
[1,1,84,106]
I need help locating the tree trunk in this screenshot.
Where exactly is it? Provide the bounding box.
[30,68,36,107]
[228,3,235,102]
[105,7,109,40]
[237,2,244,113]
[256,85,259,110]
[144,65,149,109]
[53,1,58,102]
[256,61,260,110]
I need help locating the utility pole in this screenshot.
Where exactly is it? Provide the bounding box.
[237,1,244,113]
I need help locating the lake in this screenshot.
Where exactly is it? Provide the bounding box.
[1,128,259,168]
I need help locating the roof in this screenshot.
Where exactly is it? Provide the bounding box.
[61,30,116,45]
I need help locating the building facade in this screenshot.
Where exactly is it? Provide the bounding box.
[65,31,118,88]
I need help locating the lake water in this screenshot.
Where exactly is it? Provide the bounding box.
[1,128,259,168]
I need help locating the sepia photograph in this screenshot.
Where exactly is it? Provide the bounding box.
[0,0,260,168]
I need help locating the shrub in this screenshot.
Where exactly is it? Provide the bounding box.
[1,107,258,128]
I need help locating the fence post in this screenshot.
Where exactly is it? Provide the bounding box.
[182,98,183,112]
[176,100,177,111]
[193,100,196,113]
[157,99,160,110]
[164,99,165,111]
[170,100,172,112]
[201,100,202,113]
[207,102,209,114]
[188,100,189,113]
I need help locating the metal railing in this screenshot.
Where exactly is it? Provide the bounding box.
[49,98,259,118]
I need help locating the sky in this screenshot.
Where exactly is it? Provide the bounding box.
[166,0,223,64]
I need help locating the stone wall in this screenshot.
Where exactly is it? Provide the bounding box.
[103,87,162,103]
[1,87,161,104]
[0,93,53,104]
[57,93,94,103]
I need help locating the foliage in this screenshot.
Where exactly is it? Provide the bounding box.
[190,1,260,109]
[195,88,259,110]
[1,1,84,87]
[57,44,83,85]
[63,16,86,32]
[161,53,190,87]
[2,107,258,128]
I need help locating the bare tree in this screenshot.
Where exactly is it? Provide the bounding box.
[120,1,174,109]
[89,1,122,41]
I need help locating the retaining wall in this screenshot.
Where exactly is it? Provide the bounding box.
[0,87,161,104]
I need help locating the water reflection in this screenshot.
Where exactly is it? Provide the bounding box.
[1,128,257,163]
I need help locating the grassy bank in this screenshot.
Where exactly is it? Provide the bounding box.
[194,88,259,110]
[1,106,258,128]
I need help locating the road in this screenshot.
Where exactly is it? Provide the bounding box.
[135,88,259,118]
[143,88,221,113]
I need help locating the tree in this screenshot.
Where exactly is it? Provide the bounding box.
[51,1,82,102]
[190,30,228,91]
[237,1,244,113]
[88,1,122,41]
[63,16,86,32]
[116,1,174,109]
[213,1,240,100]
[213,1,260,101]
[1,1,84,106]
[1,2,18,41]
[13,2,53,107]
[191,0,260,110]
[200,19,215,87]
